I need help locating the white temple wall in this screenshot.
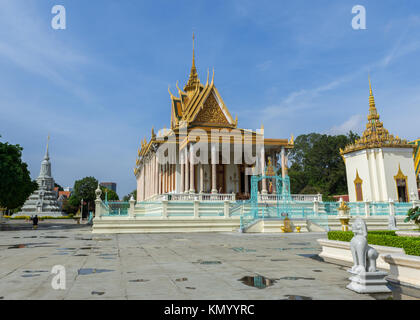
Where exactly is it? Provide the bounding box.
[344,148,418,202]
[382,148,418,201]
[344,150,373,202]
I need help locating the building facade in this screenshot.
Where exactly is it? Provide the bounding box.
[341,78,418,203]
[134,41,293,201]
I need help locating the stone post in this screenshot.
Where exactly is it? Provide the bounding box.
[194,199,200,219]
[129,196,136,218]
[224,200,230,219]
[313,197,319,216]
[94,184,102,219]
[364,200,371,217]
[388,198,395,216]
[411,191,417,208]
[162,199,168,219]
[388,198,397,230]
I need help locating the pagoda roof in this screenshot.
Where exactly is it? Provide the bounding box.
[340,77,415,156]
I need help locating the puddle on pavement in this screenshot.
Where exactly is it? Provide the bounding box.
[57,248,76,251]
[23,270,48,273]
[91,291,105,295]
[186,287,196,290]
[283,295,313,300]
[93,238,112,241]
[74,254,88,257]
[312,270,323,272]
[297,254,324,262]
[256,255,269,258]
[81,247,100,250]
[231,247,257,253]
[45,235,69,239]
[75,237,94,241]
[24,236,37,238]
[271,259,288,262]
[53,252,69,255]
[21,274,41,278]
[200,261,222,265]
[98,253,117,257]
[7,242,52,249]
[239,275,276,289]
[278,276,315,281]
[288,242,311,246]
[176,278,188,282]
[129,279,150,283]
[78,268,114,275]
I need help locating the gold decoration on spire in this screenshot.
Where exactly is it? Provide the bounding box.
[184,32,201,92]
[341,76,414,155]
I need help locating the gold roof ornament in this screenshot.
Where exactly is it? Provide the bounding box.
[184,32,201,92]
[341,76,415,155]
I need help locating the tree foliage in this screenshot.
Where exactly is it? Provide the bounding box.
[0,136,38,210]
[288,132,359,198]
[123,189,137,202]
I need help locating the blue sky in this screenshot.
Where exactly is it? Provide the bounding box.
[0,0,419,197]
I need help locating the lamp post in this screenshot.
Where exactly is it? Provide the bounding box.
[80,198,83,221]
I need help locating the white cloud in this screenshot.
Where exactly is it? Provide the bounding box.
[328,114,365,135]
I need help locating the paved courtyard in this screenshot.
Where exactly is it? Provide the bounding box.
[0,220,383,300]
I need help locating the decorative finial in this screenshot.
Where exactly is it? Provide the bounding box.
[206,68,210,86]
[192,31,195,68]
[211,68,215,86]
[45,134,50,160]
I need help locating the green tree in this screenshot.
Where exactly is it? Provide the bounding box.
[100,187,119,201]
[72,176,98,217]
[0,136,38,211]
[288,132,359,198]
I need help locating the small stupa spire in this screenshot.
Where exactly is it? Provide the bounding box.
[44,134,50,160]
[367,75,379,122]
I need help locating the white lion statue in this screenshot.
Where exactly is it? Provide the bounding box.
[350,218,378,274]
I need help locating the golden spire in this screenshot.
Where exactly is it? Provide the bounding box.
[184,32,200,92]
[340,75,414,155]
[368,75,379,122]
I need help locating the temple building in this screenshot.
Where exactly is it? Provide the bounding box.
[134,38,294,201]
[17,136,63,217]
[340,78,419,203]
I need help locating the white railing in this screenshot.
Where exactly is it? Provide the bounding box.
[258,194,322,202]
[145,193,236,202]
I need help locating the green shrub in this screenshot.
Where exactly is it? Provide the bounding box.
[327,231,420,256]
[404,206,420,227]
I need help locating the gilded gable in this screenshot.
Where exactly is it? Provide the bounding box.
[193,93,230,125]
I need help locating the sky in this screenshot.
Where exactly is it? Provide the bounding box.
[0,0,419,198]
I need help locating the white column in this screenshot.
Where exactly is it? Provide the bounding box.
[261,147,267,194]
[190,144,195,193]
[185,147,189,193]
[158,163,161,194]
[211,144,217,194]
[200,163,204,193]
[244,167,249,194]
[180,153,184,194]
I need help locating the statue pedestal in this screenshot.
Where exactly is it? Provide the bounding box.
[346,270,391,294]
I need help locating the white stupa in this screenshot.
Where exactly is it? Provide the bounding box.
[16,136,63,217]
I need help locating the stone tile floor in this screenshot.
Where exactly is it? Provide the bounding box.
[0,220,401,300]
